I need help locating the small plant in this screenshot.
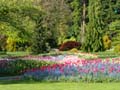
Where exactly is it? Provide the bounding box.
[69,48,79,53]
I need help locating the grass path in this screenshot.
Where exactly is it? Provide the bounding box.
[0,82,120,90]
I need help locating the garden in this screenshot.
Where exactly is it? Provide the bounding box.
[0,0,120,90]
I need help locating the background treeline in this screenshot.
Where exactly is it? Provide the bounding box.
[0,0,120,54]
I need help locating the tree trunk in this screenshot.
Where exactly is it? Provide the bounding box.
[81,0,86,44]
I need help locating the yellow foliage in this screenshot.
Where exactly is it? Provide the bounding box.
[69,48,79,53]
[103,35,111,50]
[6,37,16,52]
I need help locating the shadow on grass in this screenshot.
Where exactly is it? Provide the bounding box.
[0,79,61,85]
[0,80,45,85]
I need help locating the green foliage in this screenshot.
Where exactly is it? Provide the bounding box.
[40,0,71,45]
[6,37,16,52]
[0,0,39,52]
[114,44,120,54]
[31,14,52,54]
[82,0,104,52]
[103,35,111,50]
[63,37,76,43]
[109,20,120,46]
[0,0,120,53]
[0,59,54,76]
[66,0,82,40]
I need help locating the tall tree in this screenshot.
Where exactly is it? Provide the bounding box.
[66,0,82,41]
[82,0,105,52]
[31,13,51,54]
[40,0,71,45]
[0,0,40,51]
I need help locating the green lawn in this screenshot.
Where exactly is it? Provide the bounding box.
[0,81,120,90]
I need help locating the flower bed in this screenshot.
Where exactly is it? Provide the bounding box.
[1,53,120,82]
[23,58,120,82]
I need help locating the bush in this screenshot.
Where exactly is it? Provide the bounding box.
[0,59,54,76]
[31,14,57,54]
[69,48,79,53]
[103,35,111,50]
[114,44,120,54]
[6,37,16,52]
[59,41,81,51]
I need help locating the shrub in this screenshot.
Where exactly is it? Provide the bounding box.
[69,48,79,53]
[103,35,111,50]
[59,41,81,51]
[65,37,76,42]
[114,44,120,54]
[0,59,54,76]
[6,37,16,52]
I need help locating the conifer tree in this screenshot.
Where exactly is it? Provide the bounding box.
[82,0,105,52]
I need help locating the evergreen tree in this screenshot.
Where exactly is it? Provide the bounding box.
[82,0,104,52]
[31,14,50,54]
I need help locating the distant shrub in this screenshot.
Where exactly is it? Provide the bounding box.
[103,35,111,50]
[114,44,120,54]
[59,41,81,51]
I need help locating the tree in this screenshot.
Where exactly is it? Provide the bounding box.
[82,0,105,52]
[40,0,71,45]
[66,0,82,41]
[0,0,40,51]
[31,13,50,54]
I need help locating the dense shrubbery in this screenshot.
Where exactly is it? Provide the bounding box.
[59,41,81,51]
[0,59,54,76]
[0,0,120,53]
[114,44,120,54]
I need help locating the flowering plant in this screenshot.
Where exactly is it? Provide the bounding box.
[24,58,120,82]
